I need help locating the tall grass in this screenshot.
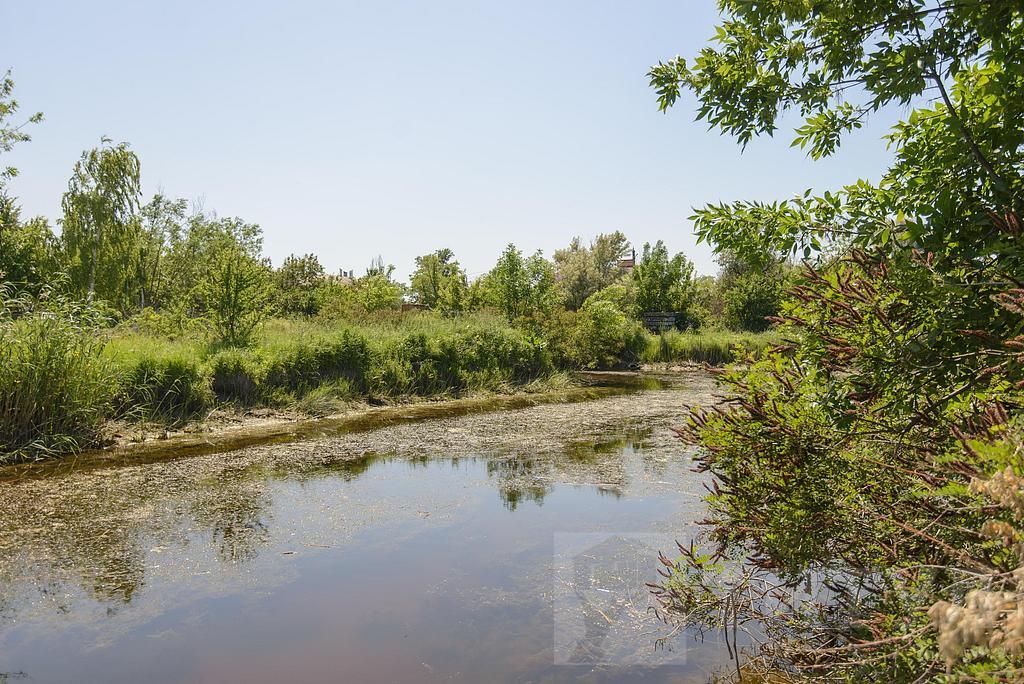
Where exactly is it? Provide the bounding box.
[640,328,780,365]
[0,304,115,462]
[0,305,780,462]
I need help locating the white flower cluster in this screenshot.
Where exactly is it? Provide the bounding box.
[929,583,1024,667]
[970,466,1024,517]
[928,467,1024,667]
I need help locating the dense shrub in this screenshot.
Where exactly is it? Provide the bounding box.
[569,300,633,369]
[262,329,373,394]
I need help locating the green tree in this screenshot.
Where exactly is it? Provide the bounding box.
[60,140,142,303]
[124,194,190,311]
[200,241,273,347]
[275,253,326,316]
[465,273,497,311]
[436,272,469,316]
[0,198,59,289]
[631,240,694,322]
[553,231,631,310]
[0,70,42,190]
[489,244,556,321]
[353,258,403,313]
[650,3,1024,680]
[409,248,467,309]
[0,73,49,292]
[716,250,787,332]
[569,299,630,369]
[582,277,636,316]
[167,213,264,315]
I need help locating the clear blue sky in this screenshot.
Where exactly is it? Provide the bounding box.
[3,0,899,280]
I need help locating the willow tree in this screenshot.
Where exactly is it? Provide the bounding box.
[61,139,141,302]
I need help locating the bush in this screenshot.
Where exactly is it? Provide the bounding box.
[722,271,783,332]
[262,329,374,394]
[0,297,115,461]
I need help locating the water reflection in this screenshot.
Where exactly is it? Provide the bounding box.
[0,379,729,683]
[488,457,552,510]
[189,473,271,564]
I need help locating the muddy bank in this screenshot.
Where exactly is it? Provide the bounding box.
[2,371,684,481]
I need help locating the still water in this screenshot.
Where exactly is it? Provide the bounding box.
[0,376,732,683]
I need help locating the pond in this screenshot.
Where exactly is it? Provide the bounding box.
[0,373,734,683]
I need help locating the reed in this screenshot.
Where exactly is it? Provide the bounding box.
[0,305,115,462]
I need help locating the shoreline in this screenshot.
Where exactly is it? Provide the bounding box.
[0,370,692,481]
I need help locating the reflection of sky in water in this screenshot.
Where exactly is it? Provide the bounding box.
[0,391,732,683]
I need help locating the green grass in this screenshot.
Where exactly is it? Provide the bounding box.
[106,312,557,412]
[2,307,780,463]
[639,328,781,366]
[0,311,116,461]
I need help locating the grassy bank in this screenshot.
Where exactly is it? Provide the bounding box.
[638,328,779,366]
[1,309,777,463]
[105,314,557,420]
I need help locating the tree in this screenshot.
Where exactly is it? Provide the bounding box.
[716,250,787,332]
[436,272,468,316]
[490,244,556,321]
[631,240,694,322]
[0,70,42,190]
[275,253,326,316]
[200,241,273,347]
[570,299,631,369]
[409,248,466,309]
[61,140,141,303]
[124,194,190,311]
[0,72,48,291]
[650,3,1024,680]
[167,213,264,315]
[354,258,403,313]
[0,197,59,290]
[553,231,631,310]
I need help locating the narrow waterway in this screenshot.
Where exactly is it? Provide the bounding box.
[0,372,733,683]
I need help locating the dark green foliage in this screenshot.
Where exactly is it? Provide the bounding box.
[201,242,274,347]
[489,244,557,320]
[553,232,632,310]
[409,248,467,312]
[0,198,59,291]
[631,240,695,324]
[262,330,374,395]
[650,1,1024,680]
[207,348,264,405]
[61,139,142,304]
[117,356,212,423]
[274,253,326,317]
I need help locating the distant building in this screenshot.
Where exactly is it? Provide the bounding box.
[617,248,637,272]
[326,269,355,286]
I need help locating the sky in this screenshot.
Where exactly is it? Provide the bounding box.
[2,0,900,280]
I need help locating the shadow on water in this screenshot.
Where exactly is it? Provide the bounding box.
[0,374,733,683]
